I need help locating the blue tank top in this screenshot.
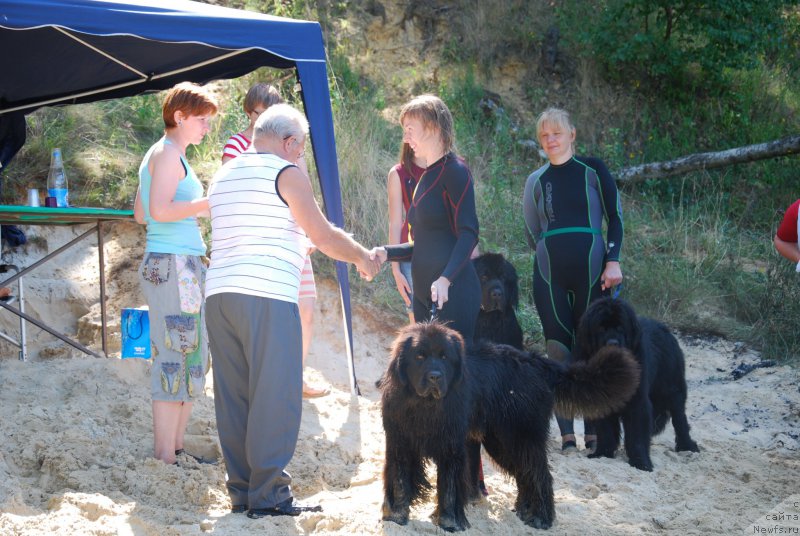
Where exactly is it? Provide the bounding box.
[138,137,206,255]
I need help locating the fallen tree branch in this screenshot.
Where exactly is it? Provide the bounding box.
[616,134,800,182]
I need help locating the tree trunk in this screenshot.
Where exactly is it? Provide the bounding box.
[616,135,800,182]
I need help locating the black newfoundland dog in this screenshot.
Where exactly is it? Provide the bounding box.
[473,252,523,349]
[380,322,641,531]
[575,297,700,471]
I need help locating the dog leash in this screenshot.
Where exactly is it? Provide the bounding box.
[430,301,439,321]
[610,283,623,299]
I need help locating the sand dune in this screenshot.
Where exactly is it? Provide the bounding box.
[0,223,798,535]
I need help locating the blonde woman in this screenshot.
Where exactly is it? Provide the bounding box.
[522,107,624,453]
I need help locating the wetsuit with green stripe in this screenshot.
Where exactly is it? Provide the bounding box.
[522,155,623,362]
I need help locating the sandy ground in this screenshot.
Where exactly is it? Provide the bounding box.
[0,222,798,535]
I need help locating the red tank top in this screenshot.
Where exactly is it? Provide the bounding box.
[393,161,425,243]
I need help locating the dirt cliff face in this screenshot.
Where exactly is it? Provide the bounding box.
[324,0,632,148]
[327,0,542,123]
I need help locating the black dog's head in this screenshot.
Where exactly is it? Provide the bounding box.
[473,253,519,313]
[384,321,465,400]
[576,297,642,356]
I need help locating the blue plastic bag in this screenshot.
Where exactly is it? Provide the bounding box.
[121,307,151,359]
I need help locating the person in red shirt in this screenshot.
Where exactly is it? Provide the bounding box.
[774,199,800,271]
[387,142,425,323]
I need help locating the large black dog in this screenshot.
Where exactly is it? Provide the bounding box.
[380,322,641,531]
[473,252,523,349]
[575,297,700,471]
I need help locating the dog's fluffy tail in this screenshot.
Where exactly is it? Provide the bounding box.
[552,346,641,420]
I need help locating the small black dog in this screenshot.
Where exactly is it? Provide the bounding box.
[575,297,700,471]
[472,253,523,349]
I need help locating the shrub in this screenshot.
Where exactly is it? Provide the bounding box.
[558,0,795,99]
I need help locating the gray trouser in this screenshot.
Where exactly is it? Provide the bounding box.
[205,293,302,509]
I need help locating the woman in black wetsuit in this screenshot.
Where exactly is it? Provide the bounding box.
[523,107,624,453]
[374,95,486,495]
[377,94,481,342]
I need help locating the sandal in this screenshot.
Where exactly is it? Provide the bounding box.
[247,498,322,518]
[175,449,217,465]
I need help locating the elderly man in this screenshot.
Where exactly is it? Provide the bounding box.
[206,103,379,518]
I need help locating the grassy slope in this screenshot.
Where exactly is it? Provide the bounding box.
[2,0,798,361]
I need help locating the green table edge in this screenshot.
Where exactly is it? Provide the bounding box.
[0,205,134,224]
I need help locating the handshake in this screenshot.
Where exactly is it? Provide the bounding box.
[355,245,449,308]
[355,247,388,282]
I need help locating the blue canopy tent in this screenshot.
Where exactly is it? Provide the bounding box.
[0,0,361,393]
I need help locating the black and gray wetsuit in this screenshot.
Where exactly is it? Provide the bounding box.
[522,155,623,361]
[386,152,480,343]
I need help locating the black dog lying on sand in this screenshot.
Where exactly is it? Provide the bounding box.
[473,252,523,349]
[379,322,641,531]
[575,296,700,471]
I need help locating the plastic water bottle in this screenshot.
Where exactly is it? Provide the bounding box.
[47,148,69,207]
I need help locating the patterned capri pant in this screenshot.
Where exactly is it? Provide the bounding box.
[138,252,210,402]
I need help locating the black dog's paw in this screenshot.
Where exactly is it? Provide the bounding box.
[676,439,700,453]
[524,515,553,530]
[382,511,409,526]
[382,501,409,525]
[517,508,554,530]
[628,457,654,472]
[432,508,470,532]
[588,449,615,459]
